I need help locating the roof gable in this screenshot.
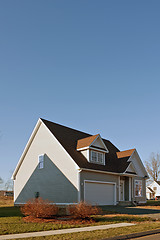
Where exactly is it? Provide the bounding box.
[77,135,99,149]
[127,150,149,178]
[77,134,108,152]
[13,118,143,178]
[124,162,137,175]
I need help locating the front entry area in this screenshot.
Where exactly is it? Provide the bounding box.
[84,180,116,205]
[119,177,132,202]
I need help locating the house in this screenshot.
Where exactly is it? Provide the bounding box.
[146,187,154,200]
[146,181,160,200]
[12,118,148,206]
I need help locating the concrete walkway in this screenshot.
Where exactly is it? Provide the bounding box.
[0,223,135,240]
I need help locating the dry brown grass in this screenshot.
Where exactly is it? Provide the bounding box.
[138,206,160,210]
[0,196,14,206]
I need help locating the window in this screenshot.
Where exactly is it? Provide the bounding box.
[153,187,157,191]
[38,155,44,169]
[135,180,142,197]
[91,150,104,165]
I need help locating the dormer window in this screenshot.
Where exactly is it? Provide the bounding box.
[91,150,104,165]
[77,134,108,165]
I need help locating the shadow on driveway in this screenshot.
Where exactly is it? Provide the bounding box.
[101,205,160,216]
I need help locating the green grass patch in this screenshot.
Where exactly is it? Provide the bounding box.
[0,206,22,217]
[13,222,160,240]
[145,200,160,206]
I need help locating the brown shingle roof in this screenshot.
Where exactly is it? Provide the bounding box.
[77,134,99,149]
[116,149,135,159]
[41,118,130,174]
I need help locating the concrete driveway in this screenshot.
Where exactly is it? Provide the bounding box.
[101,205,160,219]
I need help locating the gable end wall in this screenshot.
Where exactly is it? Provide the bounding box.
[14,123,78,204]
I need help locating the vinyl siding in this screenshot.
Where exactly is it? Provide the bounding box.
[133,176,146,202]
[14,122,78,204]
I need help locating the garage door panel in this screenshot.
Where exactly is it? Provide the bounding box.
[84,181,115,205]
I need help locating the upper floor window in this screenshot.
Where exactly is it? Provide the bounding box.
[153,187,157,191]
[91,150,104,165]
[38,155,44,169]
[135,180,142,197]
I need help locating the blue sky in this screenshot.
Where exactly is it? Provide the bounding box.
[0,0,160,182]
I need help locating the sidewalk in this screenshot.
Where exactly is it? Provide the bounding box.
[0,223,134,240]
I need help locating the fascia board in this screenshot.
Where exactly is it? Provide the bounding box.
[79,168,120,176]
[77,146,89,151]
[77,146,108,153]
[120,173,137,177]
[90,134,109,152]
[42,121,79,170]
[11,119,42,180]
[89,147,108,153]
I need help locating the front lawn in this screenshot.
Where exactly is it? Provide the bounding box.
[0,206,151,235]
[13,222,160,240]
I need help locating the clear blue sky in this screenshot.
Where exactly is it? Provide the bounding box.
[0,0,160,181]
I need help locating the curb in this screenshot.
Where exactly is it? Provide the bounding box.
[103,228,160,240]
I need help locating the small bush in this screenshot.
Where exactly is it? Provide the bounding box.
[21,197,58,218]
[67,201,100,219]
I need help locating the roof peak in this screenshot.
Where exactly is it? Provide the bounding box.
[40,118,93,136]
[77,134,100,150]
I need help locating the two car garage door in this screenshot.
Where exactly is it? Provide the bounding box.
[84,181,116,205]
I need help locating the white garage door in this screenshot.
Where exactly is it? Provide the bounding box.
[84,181,115,205]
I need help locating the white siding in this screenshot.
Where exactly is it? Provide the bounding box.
[14,122,78,203]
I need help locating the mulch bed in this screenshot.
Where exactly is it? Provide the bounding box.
[23,216,96,224]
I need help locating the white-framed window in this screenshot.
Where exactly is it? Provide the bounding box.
[38,154,44,169]
[135,180,142,197]
[90,150,104,165]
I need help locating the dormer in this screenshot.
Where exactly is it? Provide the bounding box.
[77,134,109,165]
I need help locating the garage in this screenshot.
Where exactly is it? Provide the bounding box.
[84,180,116,205]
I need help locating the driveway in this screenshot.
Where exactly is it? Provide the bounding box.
[130,233,160,240]
[101,205,160,219]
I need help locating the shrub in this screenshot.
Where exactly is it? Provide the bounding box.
[67,201,100,219]
[21,197,58,218]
